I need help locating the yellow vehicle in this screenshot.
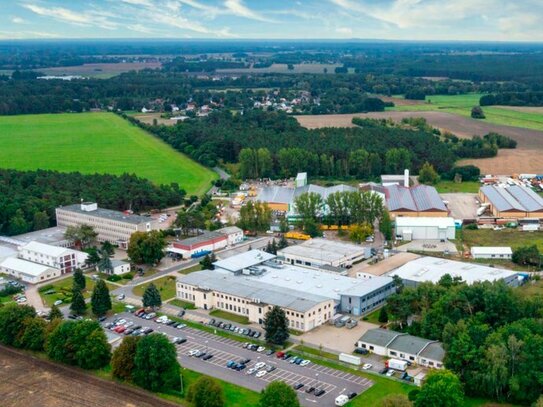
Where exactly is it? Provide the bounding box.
[284,231,311,240]
[320,225,351,231]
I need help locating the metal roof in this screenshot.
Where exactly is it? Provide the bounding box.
[278,238,366,264]
[389,334,433,356]
[480,185,524,212]
[0,257,57,277]
[471,247,512,255]
[20,241,74,258]
[213,250,275,272]
[58,204,152,225]
[256,186,295,204]
[508,185,543,212]
[176,231,225,247]
[385,185,446,212]
[216,226,243,235]
[178,269,329,313]
[419,342,445,362]
[358,328,402,347]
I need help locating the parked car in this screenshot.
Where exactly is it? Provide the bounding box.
[305,386,315,394]
[348,392,358,399]
[265,349,275,356]
[294,383,304,390]
[379,368,388,375]
[354,348,369,355]
[300,360,311,367]
[53,300,63,306]
[257,346,265,352]
[177,310,185,317]
[255,370,267,378]
[239,358,251,365]
[117,294,125,300]
[253,331,261,338]
[386,369,395,377]
[246,367,257,375]
[315,389,326,397]
[362,363,372,370]
[226,360,236,368]
[202,354,213,361]
[254,362,266,370]
[266,365,276,372]
[276,351,285,358]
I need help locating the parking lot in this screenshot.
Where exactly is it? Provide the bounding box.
[105,312,373,407]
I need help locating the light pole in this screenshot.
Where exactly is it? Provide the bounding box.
[205,340,208,354]
[315,373,319,390]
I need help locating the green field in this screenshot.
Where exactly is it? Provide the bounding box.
[0,113,216,195]
[38,276,116,307]
[389,93,543,131]
[435,180,480,193]
[461,228,543,252]
[133,275,177,301]
[209,309,250,325]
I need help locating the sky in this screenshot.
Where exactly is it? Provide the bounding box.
[0,0,542,41]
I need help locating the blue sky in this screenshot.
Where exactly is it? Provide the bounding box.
[0,0,542,41]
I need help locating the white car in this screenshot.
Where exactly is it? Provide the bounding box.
[246,367,257,375]
[124,321,134,328]
[257,346,266,352]
[300,360,311,367]
[117,294,125,300]
[362,363,372,370]
[188,349,200,356]
[53,300,63,306]
[116,319,126,326]
[176,323,187,329]
[386,369,395,377]
[255,370,267,378]
[254,362,266,370]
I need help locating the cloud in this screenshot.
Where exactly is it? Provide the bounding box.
[224,0,275,22]
[23,4,90,25]
[336,27,352,35]
[11,17,25,24]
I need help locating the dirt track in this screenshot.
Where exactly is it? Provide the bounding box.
[295,111,543,174]
[0,345,181,407]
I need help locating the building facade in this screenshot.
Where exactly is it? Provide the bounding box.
[470,246,513,259]
[18,241,85,274]
[216,226,244,246]
[168,231,228,258]
[395,217,456,241]
[0,257,61,284]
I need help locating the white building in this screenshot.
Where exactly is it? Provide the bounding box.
[389,256,522,287]
[19,241,87,274]
[395,217,456,241]
[278,238,369,270]
[471,247,513,260]
[100,259,131,275]
[216,226,244,246]
[0,257,61,284]
[168,231,228,259]
[56,202,157,247]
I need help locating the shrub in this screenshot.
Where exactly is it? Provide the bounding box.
[107,274,122,282]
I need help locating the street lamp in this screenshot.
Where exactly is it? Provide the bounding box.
[315,373,319,390]
[205,340,208,354]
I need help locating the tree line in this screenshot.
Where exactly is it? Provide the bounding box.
[480,92,543,107]
[0,169,185,236]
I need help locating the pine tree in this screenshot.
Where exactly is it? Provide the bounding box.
[142,283,162,309]
[271,239,278,255]
[200,254,213,270]
[378,307,389,323]
[263,306,290,345]
[85,248,101,268]
[48,304,63,320]
[70,286,87,315]
[73,268,86,291]
[91,279,112,317]
[277,235,288,249]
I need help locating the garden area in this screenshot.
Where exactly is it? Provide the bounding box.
[38,276,115,307]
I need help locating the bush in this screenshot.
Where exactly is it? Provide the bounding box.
[121,273,134,280]
[107,274,121,282]
[38,284,55,293]
[465,223,478,230]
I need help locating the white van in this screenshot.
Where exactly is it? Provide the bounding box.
[335,395,349,406]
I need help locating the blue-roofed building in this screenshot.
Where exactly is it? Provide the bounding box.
[384,185,448,218]
[480,185,543,218]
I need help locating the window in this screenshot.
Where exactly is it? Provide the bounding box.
[369,346,374,350]
[390,351,397,356]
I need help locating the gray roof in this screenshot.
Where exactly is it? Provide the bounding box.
[213,250,275,272]
[178,269,329,313]
[419,342,445,362]
[278,238,366,264]
[176,231,225,247]
[358,328,401,347]
[389,334,433,355]
[257,184,357,206]
[482,185,543,213]
[385,185,446,212]
[111,259,129,268]
[58,204,151,225]
[216,226,243,235]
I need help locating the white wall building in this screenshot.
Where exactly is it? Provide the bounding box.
[18,241,87,274]
[0,257,61,284]
[100,259,131,275]
[216,226,244,246]
[395,217,456,241]
[471,247,513,259]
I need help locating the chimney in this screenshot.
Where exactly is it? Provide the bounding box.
[404,169,409,187]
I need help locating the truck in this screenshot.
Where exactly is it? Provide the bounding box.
[339,353,361,366]
[335,395,349,406]
[386,358,408,371]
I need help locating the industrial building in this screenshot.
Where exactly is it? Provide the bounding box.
[357,328,444,369]
[18,241,86,274]
[168,231,227,258]
[470,247,513,260]
[277,238,369,270]
[0,257,61,284]
[11,226,72,248]
[385,185,448,219]
[177,250,395,331]
[395,217,456,241]
[216,226,244,245]
[479,185,543,218]
[389,256,521,287]
[56,202,157,247]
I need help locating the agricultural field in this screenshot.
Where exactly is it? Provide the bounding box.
[217,62,342,74]
[0,113,216,195]
[38,62,162,79]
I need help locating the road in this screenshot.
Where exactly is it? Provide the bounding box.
[105,312,373,407]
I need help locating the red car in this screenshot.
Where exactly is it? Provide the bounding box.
[115,326,126,333]
[135,308,145,317]
[276,351,285,359]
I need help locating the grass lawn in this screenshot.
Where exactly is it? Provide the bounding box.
[209,309,250,325]
[461,228,543,252]
[0,113,216,195]
[169,298,196,310]
[132,275,177,301]
[517,278,543,298]
[363,308,383,325]
[178,264,203,275]
[435,180,480,193]
[38,276,115,307]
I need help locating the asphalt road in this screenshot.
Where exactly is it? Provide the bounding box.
[105,312,373,407]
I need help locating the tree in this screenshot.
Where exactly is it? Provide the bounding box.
[187,376,225,407]
[142,283,162,309]
[471,106,486,119]
[16,316,47,351]
[85,247,101,268]
[237,201,272,233]
[127,231,166,265]
[294,192,323,226]
[0,304,36,346]
[378,307,389,323]
[200,254,214,270]
[303,218,321,238]
[91,279,112,317]
[415,370,464,407]
[381,394,413,407]
[379,209,393,241]
[8,209,29,235]
[277,235,288,249]
[512,245,541,267]
[418,162,440,185]
[73,268,86,290]
[70,286,87,315]
[32,211,50,230]
[112,336,140,380]
[98,251,113,273]
[65,224,98,249]
[259,381,300,407]
[133,333,181,392]
[101,241,115,257]
[385,148,411,174]
[349,223,373,243]
[48,304,63,320]
[263,306,289,346]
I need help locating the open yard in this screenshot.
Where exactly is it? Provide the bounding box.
[461,228,543,252]
[133,275,177,301]
[38,276,116,307]
[0,113,216,195]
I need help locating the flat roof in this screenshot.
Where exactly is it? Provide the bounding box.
[0,244,18,262]
[176,231,225,247]
[178,269,329,313]
[395,217,455,228]
[213,250,276,272]
[390,256,519,285]
[11,226,69,246]
[216,226,243,235]
[353,252,420,277]
[257,184,358,205]
[20,241,73,257]
[111,259,129,267]
[385,185,447,213]
[278,238,366,263]
[0,257,57,277]
[57,204,151,225]
[471,247,512,255]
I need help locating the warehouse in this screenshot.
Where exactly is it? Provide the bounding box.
[168,231,227,258]
[470,247,513,259]
[357,328,444,369]
[395,217,456,241]
[385,185,448,218]
[277,238,369,269]
[216,226,244,245]
[0,257,61,284]
[479,185,543,218]
[389,256,522,287]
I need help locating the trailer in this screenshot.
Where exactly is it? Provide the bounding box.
[386,358,408,371]
[339,353,361,366]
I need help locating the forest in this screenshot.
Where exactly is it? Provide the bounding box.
[480,92,543,107]
[385,278,543,405]
[0,169,185,236]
